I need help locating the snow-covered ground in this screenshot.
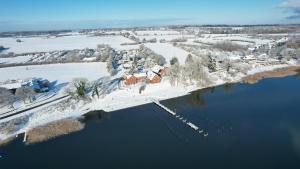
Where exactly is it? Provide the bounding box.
[0,62,109,84]
[145,43,191,65]
[138,35,194,41]
[0,28,299,141]
[135,30,180,36]
[0,55,32,64]
[194,34,273,46]
[0,35,135,54]
[2,61,297,141]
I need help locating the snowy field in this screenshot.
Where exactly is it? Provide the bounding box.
[194,34,273,46]
[1,28,299,141]
[0,35,135,54]
[145,43,191,65]
[135,30,180,36]
[0,62,109,83]
[0,55,32,64]
[137,34,195,41]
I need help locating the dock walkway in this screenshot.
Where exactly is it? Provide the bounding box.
[152,99,208,136]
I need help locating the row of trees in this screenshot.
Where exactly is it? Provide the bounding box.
[138,44,166,66]
[266,37,300,62]
[0,87,36,109]
[168,55,212,87]
[168,52,253,87]
[96,44,116,62]
[66,77,119,101]
[212,41,247,52]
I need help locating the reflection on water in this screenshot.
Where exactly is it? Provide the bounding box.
[82,110,112,123]
[222,83,235,93]
[294,71,300,79]
[281,121,300,157]
[0,136,16,147]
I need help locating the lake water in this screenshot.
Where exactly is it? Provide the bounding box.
[1,73,300,169]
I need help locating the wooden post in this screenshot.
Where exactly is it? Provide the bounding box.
[23,131,27,143]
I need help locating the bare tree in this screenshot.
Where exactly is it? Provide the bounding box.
[287,37,300,49]
[15,87,35,103]
[0,87,13,108]
[168,55,212,87]
[96,44,115,62]
[185,54,193,64]
[168,63,181,86]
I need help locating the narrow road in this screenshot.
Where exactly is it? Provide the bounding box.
[0,95,69,120]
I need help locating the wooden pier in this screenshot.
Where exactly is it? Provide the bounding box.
[152,99,208,136]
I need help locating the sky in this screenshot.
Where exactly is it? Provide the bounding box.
[0,0,300,32]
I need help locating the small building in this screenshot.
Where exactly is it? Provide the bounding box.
[123,73,147,86]
[124,75,138,86]
[122,65,168,86]
[152,65,168,76]
[147,71,161,84]
[135,73,147,83]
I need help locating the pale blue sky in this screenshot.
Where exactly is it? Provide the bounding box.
[0,0,299,32]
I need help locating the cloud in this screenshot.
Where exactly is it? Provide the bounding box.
[279,0,300,19]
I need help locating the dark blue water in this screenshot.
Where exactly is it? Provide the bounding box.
[1,74,300,169]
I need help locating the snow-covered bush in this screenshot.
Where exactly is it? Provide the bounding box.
[91,82,100,98]
[170,57,179,65]
[232,62,251,75]
[207,55,217,72]
[139,84,147,94]
[106,56,118,76]
[66,78,90,100]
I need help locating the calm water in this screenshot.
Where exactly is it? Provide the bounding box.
[1,74,300,169]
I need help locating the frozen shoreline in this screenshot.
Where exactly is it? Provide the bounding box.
[0,62,299,141]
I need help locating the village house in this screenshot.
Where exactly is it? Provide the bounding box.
[123,65,168,86]
[147,71,161,84]
[123,75,138,86]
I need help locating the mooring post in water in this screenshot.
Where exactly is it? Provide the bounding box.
[23,131,27,143]
[152,99,208,137]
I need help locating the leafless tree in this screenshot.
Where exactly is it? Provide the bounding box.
[15,87,35,103]
[0,87,13,108]
[96,44,115,62]
[168,63,181,86]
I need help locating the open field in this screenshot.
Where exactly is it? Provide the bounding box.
[0,62,109,84]
[0,35,135,54]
